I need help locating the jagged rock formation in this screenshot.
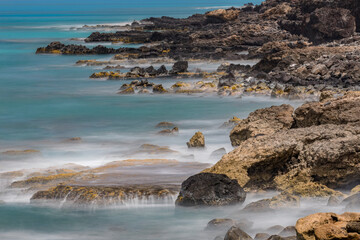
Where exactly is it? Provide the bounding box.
[187,131,205,148]
[205,92,360,196]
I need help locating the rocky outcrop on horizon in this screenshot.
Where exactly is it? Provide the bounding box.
[35,0,360,91]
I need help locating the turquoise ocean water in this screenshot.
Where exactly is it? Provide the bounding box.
[0,1,308,239]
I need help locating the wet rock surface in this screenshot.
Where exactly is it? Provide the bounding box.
[175,173,246,206]
[31,184,179,205]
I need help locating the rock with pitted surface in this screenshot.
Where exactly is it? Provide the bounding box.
[206,93,360,196]
[175,173,246,206]
[295,212,360,240]
[187,131,205,148]
[207,123,360,195]
[206,8,241,23]
[230,104,294,146]
[293,92,360,128]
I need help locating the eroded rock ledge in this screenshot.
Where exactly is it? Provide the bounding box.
[205,92,360,197]
[31,184,179,205]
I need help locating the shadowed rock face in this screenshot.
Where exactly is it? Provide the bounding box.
[175,173,246,206]
[206,92,360,196]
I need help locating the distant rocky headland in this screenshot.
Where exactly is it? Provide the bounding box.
[36,0,360,99]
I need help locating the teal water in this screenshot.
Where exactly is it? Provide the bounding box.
[0,1,308,239]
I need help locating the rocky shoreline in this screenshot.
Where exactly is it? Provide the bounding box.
[21,0,360,239]
[36,0,360,98]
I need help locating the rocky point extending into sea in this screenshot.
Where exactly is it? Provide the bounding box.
[13,0,360,239]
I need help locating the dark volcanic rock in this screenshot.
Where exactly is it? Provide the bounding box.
[304,8,356,44]
[175,173,246,206]
[36,41,119,55]
[170,61,188,74]
[280,7,356,44]
[218,73,236,87]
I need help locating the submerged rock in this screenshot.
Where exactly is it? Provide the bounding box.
[342,193,360,211]
[279,226,296,237]
[155,122,175,128]
[157,127,179,135]
[224,226,253,240]
[267,226,285,235]
[175,173,246,206]
[327,196,341,207]
[209,148,226,160]
[1,149,40,155]
[267,235,296,240]
[254,233,271,240]
[241,192,299,213]
[186,131,205,148]
[206,218,237,231]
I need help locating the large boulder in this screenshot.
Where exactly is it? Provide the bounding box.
[175,173,246,206]
[230,104,294,146]
[295,212,360,240]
